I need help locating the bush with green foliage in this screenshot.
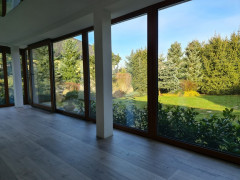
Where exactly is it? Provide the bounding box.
[196,108,240,153]
[65,90,79,101]
[90,100,148,131]
[158,103,240,155]
[64,90,84,112]
[113,101,148,131]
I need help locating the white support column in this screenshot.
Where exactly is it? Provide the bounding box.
[11,46,23,107]
[94,8,113,139]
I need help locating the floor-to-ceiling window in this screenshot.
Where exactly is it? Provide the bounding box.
[54,35,85,115]
[6,53,14,104]
[23,0,240,164]
[0,53,6,105]
[88,31,96,119]
[157,0,240,157]
[0,47,15,107]
[20,54,24,101]
[112,15,148,131]
[27,50,32,104]
[31,45,52,108]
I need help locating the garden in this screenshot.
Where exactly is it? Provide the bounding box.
[29,30,240,157]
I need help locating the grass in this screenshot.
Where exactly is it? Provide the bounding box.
[58,89,240,120]
[117,95,240,119]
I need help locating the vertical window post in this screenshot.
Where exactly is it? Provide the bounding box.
[147,9,158,137]
[20,49,29,105]
[82,32,90,120]
[49,42,56,112]
[28,49,33,105]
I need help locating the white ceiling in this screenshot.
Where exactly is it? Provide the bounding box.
[0,0,165,48]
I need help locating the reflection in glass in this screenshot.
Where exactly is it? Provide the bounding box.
[32,46,51,106]
[54,36,85,115]
[157,0,240,156]
[112,15,148,131]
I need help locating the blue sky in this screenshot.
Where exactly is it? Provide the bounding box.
[158,0,240,58]
[85,0,240,67]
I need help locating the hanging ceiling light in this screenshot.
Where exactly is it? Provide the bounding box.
[0,0,23,17]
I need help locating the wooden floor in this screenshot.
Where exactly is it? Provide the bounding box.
[0,107,239,180]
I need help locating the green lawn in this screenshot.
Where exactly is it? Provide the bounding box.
[116,95,240,119]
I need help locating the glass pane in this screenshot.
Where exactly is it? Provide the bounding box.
[6,0,21,14]
[32,46,51,107]
[158,0,240,156]
[54,36,85,115]
[112,15,148,131]
[89,31,96,119]
[20,54,25,103]
[27,52,31,103]
[0,2,2,16]
[6,53,14,104]
[0,53,5,105]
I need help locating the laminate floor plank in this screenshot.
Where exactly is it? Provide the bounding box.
[36,137,165,180]
[0,157,17,180]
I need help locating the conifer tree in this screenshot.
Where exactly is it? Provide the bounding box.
[184,40,203,87]
[167,41,184,80]
[201,35,231,94]
[158,54,179,93]
[59,39,82,83]
[126,48,147,95]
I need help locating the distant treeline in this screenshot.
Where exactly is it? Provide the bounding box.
[158,31,240,95]
[125,31,240,95]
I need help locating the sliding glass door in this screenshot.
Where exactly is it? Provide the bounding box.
[0,48,15,107]
[30,44,53,110]
[111,15,148,131]
[53,35,85,115]
[0,53,6,105]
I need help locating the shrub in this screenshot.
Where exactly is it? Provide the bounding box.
[89,101,240,155]
[174,89,184,96]
[183,91,200,97]
[158,104,199,142]
[65,82,80,91]
[65,90,79,101]
[180,80,198,91]
[90,100,96,118]
[113,90,126,98]
[90,100,148,131]
[196,108,240,153]
[125,91,141,98]
[162,89,185,97]
[113,101,148,131]
[158,103,240,155]
[38,94,51,103]
[161,93,178,97]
